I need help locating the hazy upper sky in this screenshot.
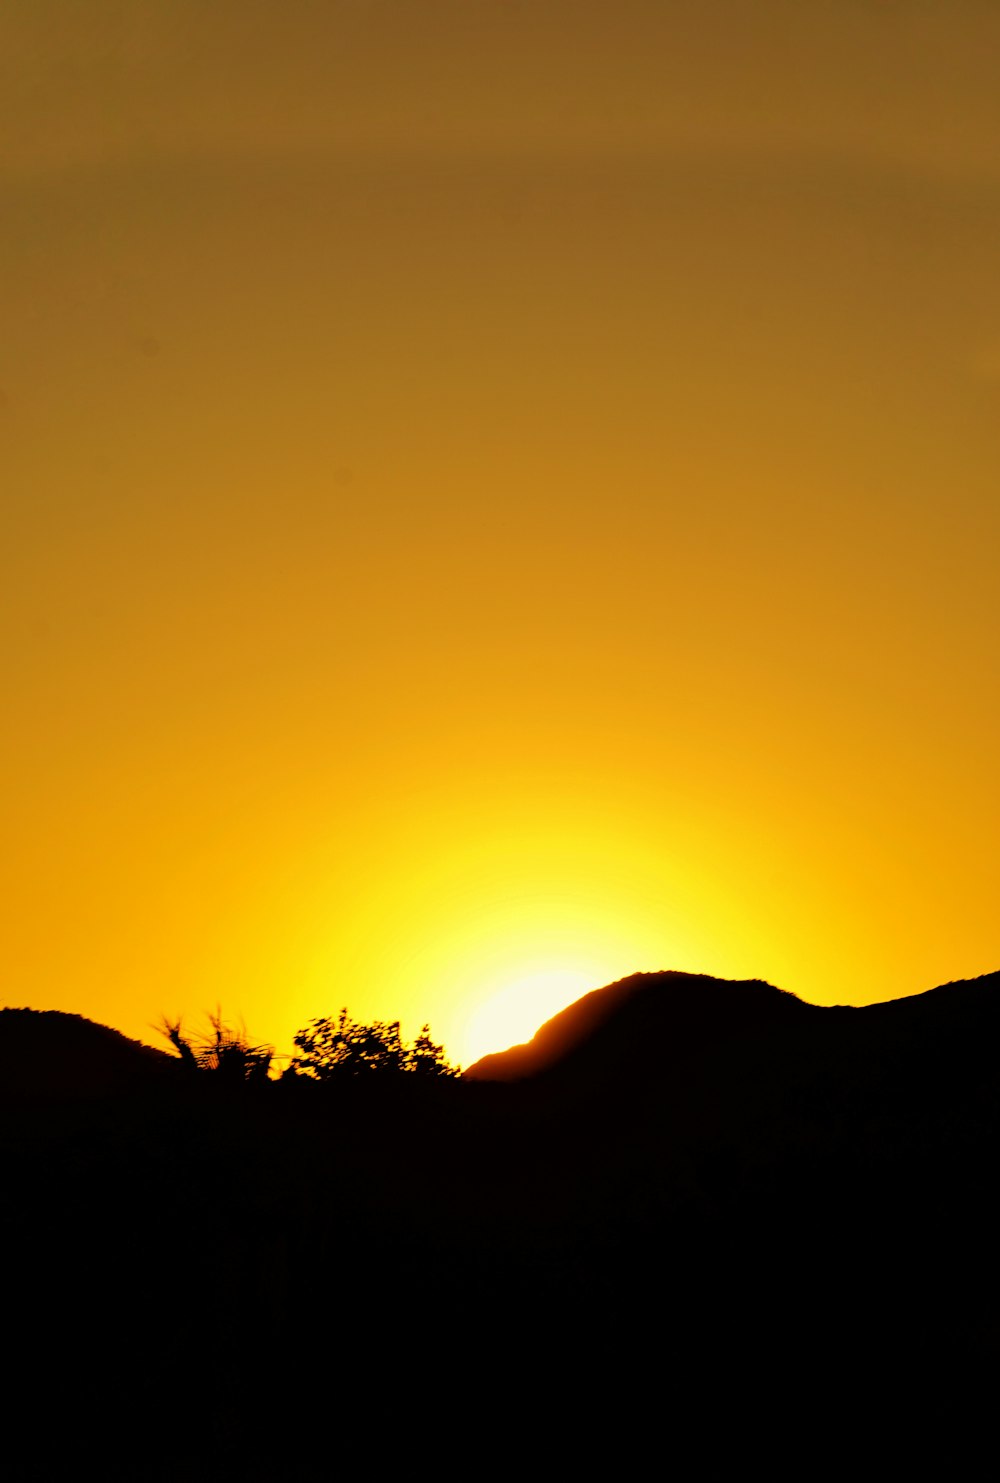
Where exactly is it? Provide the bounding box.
[3,1,998,1064]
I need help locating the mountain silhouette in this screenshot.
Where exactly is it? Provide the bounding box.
[463,968,815,1082]
[463,967,1000,1087]
[0,1006,175,1101]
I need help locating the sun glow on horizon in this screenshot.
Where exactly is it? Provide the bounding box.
[459,960,617,1066]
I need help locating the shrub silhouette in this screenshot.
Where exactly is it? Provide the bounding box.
[408,1021,461,1077]
[160,1008,274,1083]
[290,1007,459,1079]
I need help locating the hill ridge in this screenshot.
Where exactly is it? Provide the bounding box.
[462,967,1000,1082]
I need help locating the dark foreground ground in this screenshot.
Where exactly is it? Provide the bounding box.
[3,972,999,1478]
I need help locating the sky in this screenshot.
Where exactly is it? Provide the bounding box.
[3,1,999,1067]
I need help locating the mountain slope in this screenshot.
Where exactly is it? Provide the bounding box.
[463,968,814,1083]
[0,1006,175,1100]
[463,967,1000,1085]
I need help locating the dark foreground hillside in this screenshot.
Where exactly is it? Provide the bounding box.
[3,973,999,1478]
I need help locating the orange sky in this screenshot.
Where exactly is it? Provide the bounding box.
[3,1,998,1067]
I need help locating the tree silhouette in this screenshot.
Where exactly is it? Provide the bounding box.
[408,1022,461,1076]
[290,1008,459,1080]
[160,1009,274,1083]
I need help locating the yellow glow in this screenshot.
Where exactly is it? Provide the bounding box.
[275,784,709,1067]
[463,965,609,1068]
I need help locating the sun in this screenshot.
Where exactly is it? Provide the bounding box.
[287,790,707,1074]
[460,959,612,1066]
